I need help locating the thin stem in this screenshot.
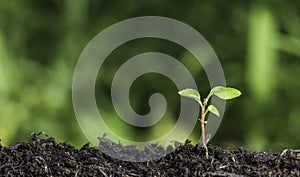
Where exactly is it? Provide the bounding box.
[200,104,208,159]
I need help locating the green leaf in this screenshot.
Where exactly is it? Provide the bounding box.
[209,86,241,100]
[178,88,201,103]
[207,105,220,117]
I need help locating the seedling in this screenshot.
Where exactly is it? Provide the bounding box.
[178,86,241,159]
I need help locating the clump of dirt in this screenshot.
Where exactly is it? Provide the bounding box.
[0,133,300,176]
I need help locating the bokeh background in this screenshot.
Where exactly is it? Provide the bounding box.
[0,1,299,151]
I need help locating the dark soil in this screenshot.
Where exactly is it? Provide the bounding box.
[1,133,300,176]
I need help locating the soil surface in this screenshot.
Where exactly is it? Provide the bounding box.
[1,133,300,177]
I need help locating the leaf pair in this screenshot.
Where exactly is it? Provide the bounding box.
[178,86,241,117]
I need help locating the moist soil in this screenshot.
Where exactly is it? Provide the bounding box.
[0,134,300,177]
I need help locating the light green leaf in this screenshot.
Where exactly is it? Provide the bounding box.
[207,105,220,117]
[209,86,241,100]
[178,88,201,103]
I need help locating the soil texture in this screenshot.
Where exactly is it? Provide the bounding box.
[1,133,300,176]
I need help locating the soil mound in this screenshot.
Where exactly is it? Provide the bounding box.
[1,134,299,176]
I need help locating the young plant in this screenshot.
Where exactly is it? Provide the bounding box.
[178,86,241,159]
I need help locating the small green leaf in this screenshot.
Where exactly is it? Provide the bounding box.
[207,105,220,117]
[178,88,201,103]
[209,86,241,100]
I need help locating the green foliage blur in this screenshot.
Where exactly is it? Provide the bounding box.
[0,0,299,151]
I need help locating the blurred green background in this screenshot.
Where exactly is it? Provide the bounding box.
[0,0,300,151]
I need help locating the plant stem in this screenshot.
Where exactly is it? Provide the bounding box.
[200,104,208,159]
